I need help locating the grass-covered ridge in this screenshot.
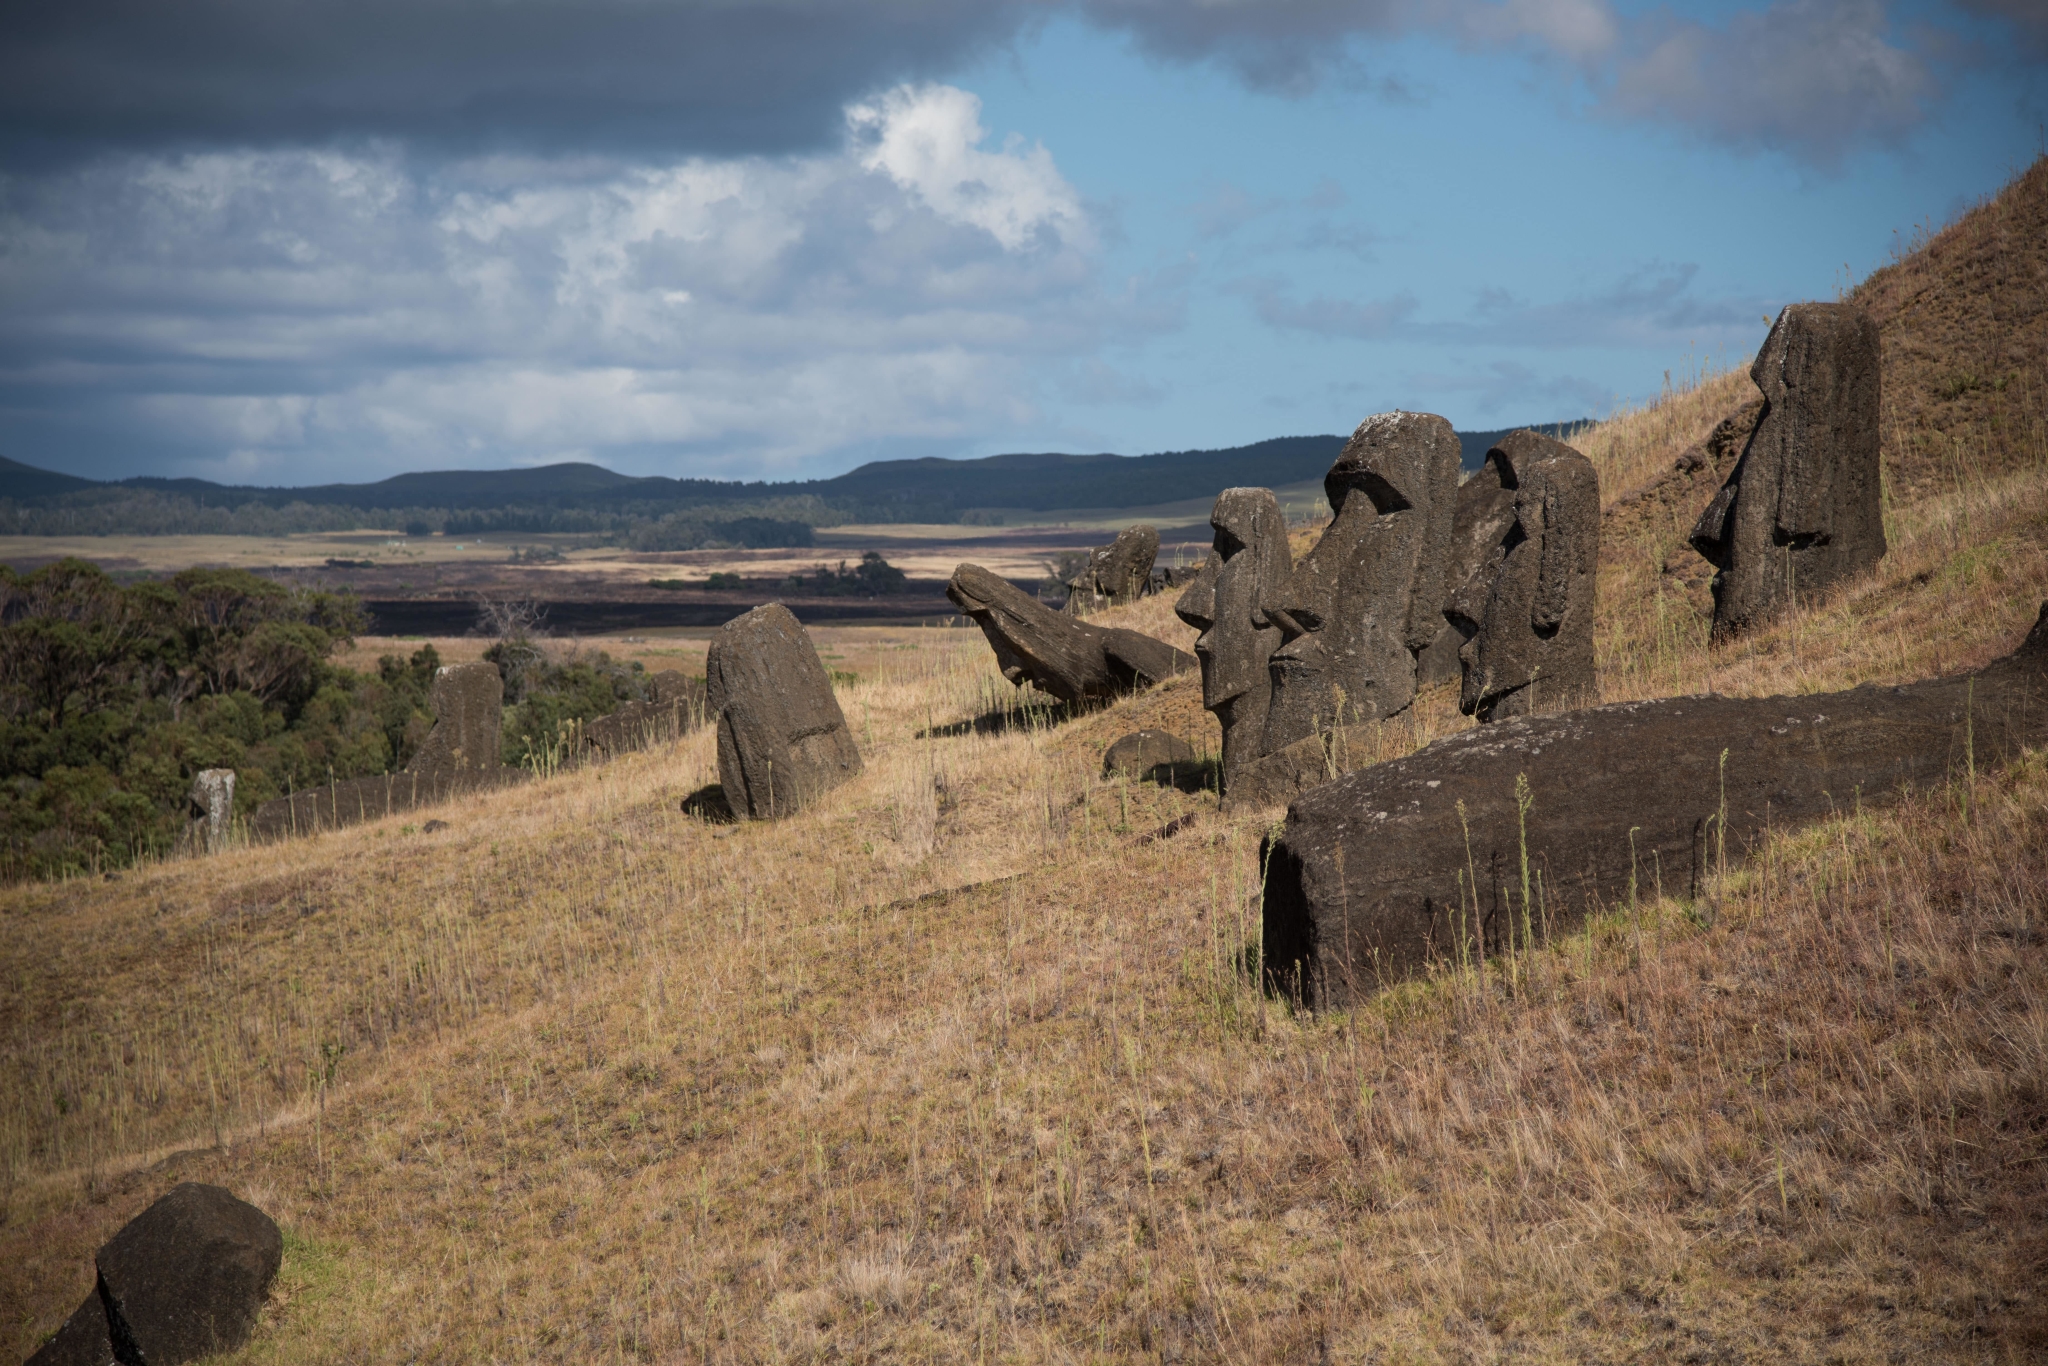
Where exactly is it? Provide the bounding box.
[2,157,2045,1361]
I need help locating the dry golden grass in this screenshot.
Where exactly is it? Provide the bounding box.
[6,160,2048,1364]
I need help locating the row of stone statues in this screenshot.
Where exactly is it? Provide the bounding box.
[1174,415,1602,806]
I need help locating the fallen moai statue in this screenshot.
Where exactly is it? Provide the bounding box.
[707,602,863,819]
[29,1182,282,1366]
[947,563,1194,705]
[183,769,235,855]
[1175,488,1291,795]
[1691,302,1885,640]
[1262,603,2048,1008]
[249,661,523,840]
[577,669,708,758]
[1223,412,1459,810]
[1444,430,1600,721]
[1103,729,1199,782]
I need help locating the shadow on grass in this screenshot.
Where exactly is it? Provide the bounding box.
[918,700,1079,739]
[680,783,737,823]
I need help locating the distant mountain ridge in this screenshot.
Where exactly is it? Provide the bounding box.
[0,422,1586,534]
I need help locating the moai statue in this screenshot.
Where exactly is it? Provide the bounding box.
[405,662,505,777]
[1174,488,1290,794]
[186,769,236,854]
[1414,460,1522,689]
[1690,302,1884,640]
[706,603,863,819]
[1063,524,1160,615]
[1444,430,1601,722]
[1259,411,1460,751]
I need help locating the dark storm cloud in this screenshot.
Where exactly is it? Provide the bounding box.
[0,0,1972,165]
[0,0,1033,160]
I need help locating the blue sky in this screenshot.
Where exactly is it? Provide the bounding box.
[0,0,2041,486]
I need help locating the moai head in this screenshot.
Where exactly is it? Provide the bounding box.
[1174,488,1290,785]
[1444,431,1600,722]
[1258,411,1460,752]
[1092,525,1160,605]
[1689,302,1884,639]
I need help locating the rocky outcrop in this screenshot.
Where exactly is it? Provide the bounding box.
[1445,431,1600,721]
[1174,488,1291,795]
[28,1183,282,1366]
[947,564,1194,705]
[707,603,862,819]
[1691,303,1885,639]
[1262,604,2048,1008]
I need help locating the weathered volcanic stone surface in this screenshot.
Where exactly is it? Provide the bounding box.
[27,1183,284,1366]
[1103,729,1198,780]
[1416,454,1522,690]
[1690,303,1884,639]
[706,603,862,819]
[1175,488,1292,796]
[26,1296,112,1366]
[1092,525,1160,605]
[581,670,708,757]
[185,769,235,855]
[947,564,1195,705]
[1262,604,2048,1008]
[1446,430,1600,721]
[1259,411,1459,753]
[405,662,505,777]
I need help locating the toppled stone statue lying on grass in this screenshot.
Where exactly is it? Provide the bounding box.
[947,563,1194,705]
[1262,602,2048,1008]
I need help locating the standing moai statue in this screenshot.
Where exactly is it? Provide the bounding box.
[1415,457,1522,689]
[1174,488,1290,795]
[1690,302,1884,640]
[706,603,863,819]
[186,769,236,854]
[404,662,505,777]
[1064,524,1160,614]
[1444,430,1601,721]
[1258,410,1460,751]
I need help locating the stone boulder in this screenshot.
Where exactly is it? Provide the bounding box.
[1444,430,1600,721]
[1690,302,1884,640]
[29,1183,282,1366]
[405,662,505,777]
[1174,488,1291,795]
[947,564,1195,705]
[1103,730,1198,782]
[184,770,235,855]
[1262,603,2048,1008]
[706,603,862,819]
[580,669,708,758]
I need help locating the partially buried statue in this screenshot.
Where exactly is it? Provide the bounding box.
[1259,410,1459,751]
[1690,302,1884,640]
[1443,429,1600,721]
[1173,488,1290,794]
[948,563,1192,704]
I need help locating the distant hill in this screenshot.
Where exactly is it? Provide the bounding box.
[0,420,1589,537]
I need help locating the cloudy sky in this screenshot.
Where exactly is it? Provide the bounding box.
[1,0,2042,487]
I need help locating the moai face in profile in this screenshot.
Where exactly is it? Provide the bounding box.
[1259,411,1460,752]
[1444,431,1600,722]
[1174,488,1290,790]
[1690,302,1884,640]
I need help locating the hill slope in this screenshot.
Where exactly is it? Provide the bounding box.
[3,160,2046,1362]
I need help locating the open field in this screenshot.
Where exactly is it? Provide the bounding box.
[3,159,2046,1362]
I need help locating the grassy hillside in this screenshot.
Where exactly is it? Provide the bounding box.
[3,158,2045,1362]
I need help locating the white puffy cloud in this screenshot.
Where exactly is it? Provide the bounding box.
[0,84,1145,481]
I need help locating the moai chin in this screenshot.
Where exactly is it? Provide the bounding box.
[1174,488,1290,794]
[1444,430,1601,722]
[1258,411,1459,752]
[1690,302,1884,640]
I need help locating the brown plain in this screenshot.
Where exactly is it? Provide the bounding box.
[3,158,2046,1361]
